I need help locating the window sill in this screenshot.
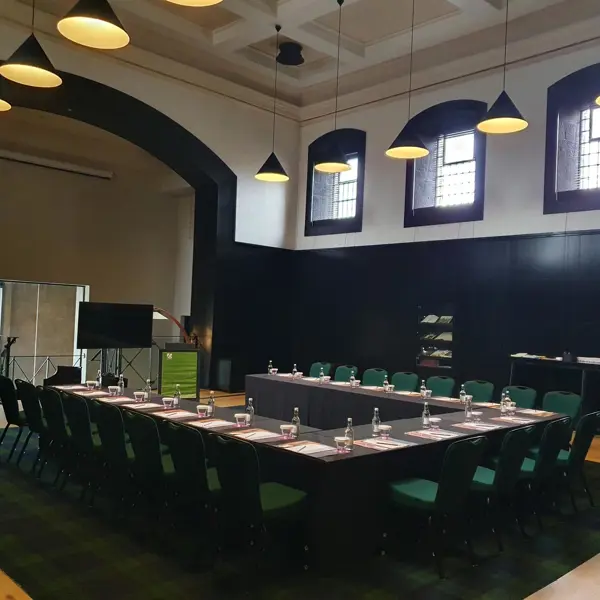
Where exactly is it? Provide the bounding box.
[543,189,600,215]
[404,203,483,228]
[305,217,363,237]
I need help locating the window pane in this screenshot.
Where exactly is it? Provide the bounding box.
[339,156,358,183]
[592,108,600,140]
[579,106,600,191]
[444,132,474,164]
[311,155,358,221]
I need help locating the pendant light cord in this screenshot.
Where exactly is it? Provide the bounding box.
[333,0,344,131]
[407,0,416,118]
[502,0,509,89]
[271,25,281,152]
[31,0,36,31]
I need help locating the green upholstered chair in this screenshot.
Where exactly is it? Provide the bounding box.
[502,386,537,409]
[542,391,583,421]
[122,410,176,511]
[391,372,418,392]
[471,426,535,548]
[334,365,358,382]
[426,376,455,398]
[15,379,46,470]
[0,375,28,463]
[518,417,572,530]
[532,411,600,511]
[213,435,307,554]
[362,368,388,387]
[309,362,332,378]
[389,436,487,578]
[38,387,73,484]
[464,380,494,403]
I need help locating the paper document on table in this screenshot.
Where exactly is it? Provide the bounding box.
[78,391,109,398]
[406,429,462,441]
[354,438,415,451]
[229,428,283,441]
[54,384,87,391]
[453,422,502,431]
[187,419,236,430]
[360,386,380,391]
[329,381,350,386]
[518,409,555,417]
[302,377,319,382]
[473,402,502,408]
[396,391,422,397]
[157,410,195,420]
[126,402,162,410]
[98,396,134,404]
[492,416,535,424]
[434,396,462,403]
[279,441,336,455]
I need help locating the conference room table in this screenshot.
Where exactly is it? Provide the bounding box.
[64,383,562,571]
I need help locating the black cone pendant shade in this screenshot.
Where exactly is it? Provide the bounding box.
[314,143,350,173]
[0,77,11,112]
[386,126,429,159]
[58,0,130,50]
[165,0,224,6]
[0,35,62,88]
[256,153,289,182]
[477,90,528,134]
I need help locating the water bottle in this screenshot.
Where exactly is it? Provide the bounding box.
[345,418,354,450]
[500,391,507,415]
[144,378,152,401]
[372,408,381,436]
[383,376,389,391]
[118,373,125,395]
[319,367,325,384]
[267,360,273,375]
[465,395,473,421]
[349,371,356,387]
[173,384,181,408]
[420,379,427,397]
[96,369,102,389]
[292,363,298,377]
[208,390,216,417]
[246,398,255,426]
[505,390,513,416]
[291,407,300,438]
[459,384,467,403]
[422,402,431,428]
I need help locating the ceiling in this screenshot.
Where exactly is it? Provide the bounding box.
[3,0,598,106]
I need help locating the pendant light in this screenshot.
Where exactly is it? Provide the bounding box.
[164,0,224,6]
[255,25,289,183]
[386,0,428,159]
[0,1,62,88]
[477,0,527,134]
[314,0,350,174]
[0,76,12,112]
[58,0,130,50]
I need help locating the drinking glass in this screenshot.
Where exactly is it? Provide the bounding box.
[472,411,483,423]
[162,397,174,410]
[280,424,294,439]
[133,391,145,403]
[86,381,96,391]
[509,401,517,417]
[196,405,209,418]
[425,389,433,399]
[334,436,349,453]
[429,417,441,430]
[235,413,247,427]
[379,424,392,439]
[270,368,278,375]
[108,386,119,397]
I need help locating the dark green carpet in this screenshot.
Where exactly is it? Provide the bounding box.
[1,426,600,600]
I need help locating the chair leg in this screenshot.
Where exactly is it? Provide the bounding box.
[0,424,10,458]
[487,496,503,553]
[7,428,23,462]
[581,472,595,507]
[464,516,478,567]
[16,431,33,467]
[428,515,445,579]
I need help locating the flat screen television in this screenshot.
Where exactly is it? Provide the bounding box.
[76,302,153,349]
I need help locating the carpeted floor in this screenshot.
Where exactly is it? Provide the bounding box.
[1,427,600,600]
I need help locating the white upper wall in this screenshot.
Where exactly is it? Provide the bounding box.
[295,39,600,250]
[0,20,300,250]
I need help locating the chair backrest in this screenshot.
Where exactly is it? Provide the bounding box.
[38,387,69,442]
[213,435,262,526]
[543,391,582,421]
[436,436,487,513]
[493,426,535,496]
[334,365,358,382]
[61,392,94,453]
[309,362,332,378]
[391,372,418,392]
[362,368,388,387]
[0,375,21,425]
[426,376,455,398]
[463,380,494,403]
[167,422,210,502]
[533,417,572,483]
[93,401,129,468]
[502,385,537,409]
[122,409,164,485]
[15,380,44,434]
[567,411,600,475]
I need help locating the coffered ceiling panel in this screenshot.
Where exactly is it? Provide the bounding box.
[151,0,240,31]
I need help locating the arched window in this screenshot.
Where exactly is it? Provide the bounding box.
[404,100,487,228]
[544,63,600,214]
[304,128,366,237]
